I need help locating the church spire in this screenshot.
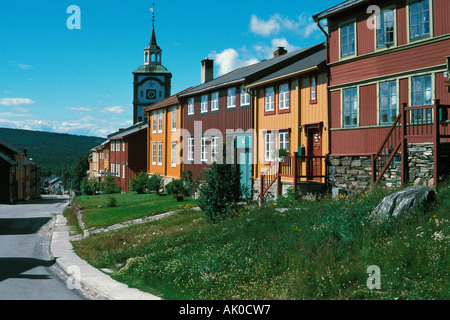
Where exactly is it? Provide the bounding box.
[144,3,162,66]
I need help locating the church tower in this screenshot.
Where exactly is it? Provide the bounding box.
[132,6,172,124]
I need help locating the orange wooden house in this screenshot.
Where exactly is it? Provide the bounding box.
[144,88,193,183]
[245,44,329,199]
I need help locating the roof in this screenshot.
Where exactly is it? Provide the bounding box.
[143,87,195,112]
[178,43,325,98]
[313,0,369,21]
[245,47,326,88]
[0,138,23,155]
[0,151,17,166]
[107,121,148,139]
[133,64,171,74]
[23,157,36,166]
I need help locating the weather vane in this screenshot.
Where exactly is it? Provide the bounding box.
[150,3,155,25]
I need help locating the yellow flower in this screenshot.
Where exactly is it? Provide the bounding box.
[273,202,277,206]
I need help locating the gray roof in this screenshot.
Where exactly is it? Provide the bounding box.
[0,151,16,166]
[178,43,325,97]
[246,47,326,87]
[0,138,23,155]
[313,0,369,21]
[107,121,148,139]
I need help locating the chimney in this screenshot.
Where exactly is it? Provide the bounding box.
[201,58,214,84]
[273,47,287,58]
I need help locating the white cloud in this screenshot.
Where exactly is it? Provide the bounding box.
[102,106,126,114]
[65,106,92,112]
[0,98,36,106]
[16,64,33,69]
[209,48,259,76]
[12,107,29,113]
[249,13,319,38]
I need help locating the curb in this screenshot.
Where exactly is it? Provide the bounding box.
[50,212,161,300]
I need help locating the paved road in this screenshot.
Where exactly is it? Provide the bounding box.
[0,195,85,300]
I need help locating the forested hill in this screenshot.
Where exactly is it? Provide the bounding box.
[0,127,104,177]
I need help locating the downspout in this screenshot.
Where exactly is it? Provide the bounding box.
[245,86,256,196]
[316,18,332,185]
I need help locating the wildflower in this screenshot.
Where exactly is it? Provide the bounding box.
[273,202,277,206]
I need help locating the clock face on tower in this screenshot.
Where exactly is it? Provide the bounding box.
[137,78,164,104]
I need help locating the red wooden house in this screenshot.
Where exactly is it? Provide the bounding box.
[313,0,450,193]
[107,122,148,192]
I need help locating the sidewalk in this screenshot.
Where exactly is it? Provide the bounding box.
[50,213,161,300]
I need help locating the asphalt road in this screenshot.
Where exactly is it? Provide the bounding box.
[0,195,85,300]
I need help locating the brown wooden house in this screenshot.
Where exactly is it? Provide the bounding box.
[313,0,450,193]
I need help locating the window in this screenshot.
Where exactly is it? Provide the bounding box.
[265,87,274,112]
[264,132,274,162]
[152,142,157,165]
[152,111,157,133]
[158,110,163,133]
[278,83,290,110]
[157,142,163,165]
[377,8,395,48]
[341,22,356,58]
[201,94,208,113]
[171,142,177,167]
[210,136,219,162]
[379,81,397,125]
[311,76,317,102]
[122,164,125,179]
[343,87,358,128]
[116,163,120,178]
[122,141,125,152]
[240,86,250,107]
[227,88,236,108]
[409,0,430,41]
[211,91,219,111]
[411,74,432,123]
[111,141,115,152]
[201,137,208,162]
[279,131,289,151]
[187,137,194,161]
[171,106,177,131]
[188,98,194,115]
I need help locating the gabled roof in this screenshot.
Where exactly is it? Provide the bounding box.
[313,0,370,21]
[144,87,195,113]
[178,43,326,98]
[0,138,23,155]
[107,121,148,140]
[0,151,16,166]
[245,47,326,88]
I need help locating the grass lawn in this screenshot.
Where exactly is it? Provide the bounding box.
[73,192,198,229]
[72,182,449,300]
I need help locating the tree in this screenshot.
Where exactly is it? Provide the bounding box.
[71,153,89,191]
[130,171,150,194]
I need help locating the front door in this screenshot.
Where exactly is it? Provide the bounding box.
[307,128,322,181]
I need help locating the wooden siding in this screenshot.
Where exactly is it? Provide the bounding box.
[182,85,253,179]
[253,71,329,181]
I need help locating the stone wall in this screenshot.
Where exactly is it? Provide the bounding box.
[327,142,435,194]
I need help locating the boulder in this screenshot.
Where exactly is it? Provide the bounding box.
[368,185,437,224]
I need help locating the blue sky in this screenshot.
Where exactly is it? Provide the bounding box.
[0,0,341,138]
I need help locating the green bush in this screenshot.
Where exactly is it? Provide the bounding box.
[130,171,150,194]
[106,196,117,207]
[148,174,164,194]
[198,161,241,223]
[81,176,99,195]
[165,179,187,195]
[103,175,121,194]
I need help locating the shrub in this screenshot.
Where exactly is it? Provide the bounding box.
[198,160,241,223]
[165,179,187,195]
[130,171,150,194]
[106,196,117,207]
[148,174,164,194]
[81,176,99,195]
[103,175,121,194]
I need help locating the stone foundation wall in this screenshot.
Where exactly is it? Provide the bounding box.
[327,143,435,194]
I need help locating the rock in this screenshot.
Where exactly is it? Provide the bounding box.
[368,185,437,224]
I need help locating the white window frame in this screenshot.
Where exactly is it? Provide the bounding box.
[152,111,157,133]
[152,142,157,165]
[201,136,208,162]
[122,141,125,152]
[311,76,317,101]
[157,142,163,166]
[158,110,163,133]
[171,141,177,167]
[278,83,289,110]
[211,91,219,111]
[240,86,250,107]
[227,87,236,109]
[122,163,125,180]
[210,136,219,162]
[171,106,177,131]
[188,98,194,115]
[264,132,274,162]
[265,87,274,112]
[278,131,289,151]
[201,94,208,113]
[116,163,120,178]
[187,137,194,161]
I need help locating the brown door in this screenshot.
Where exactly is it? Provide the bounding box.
[307,128,322,181]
